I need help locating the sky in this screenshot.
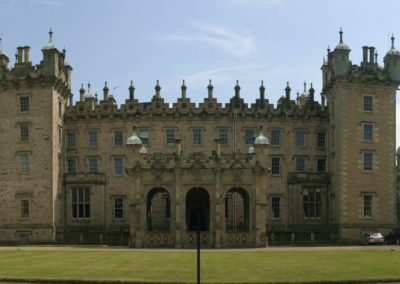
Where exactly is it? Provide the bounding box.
[1,0,400,145]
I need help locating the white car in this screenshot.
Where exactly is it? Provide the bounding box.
[360,231,384,245]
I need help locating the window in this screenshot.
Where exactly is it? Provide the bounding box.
[219,128,228,145]
[245,129,255,145]
[363,124,373,142]
[303,190,321,218]
[317,158,326,172]
[20,125,29,142]
[20,96,29,112]
[271,130,280,146]
[21,200,29,219]
[363,152,373,171]
[114,198,123,219]
[363,96,373,112]
[72,188,90,219]
[114,131,123,146]
[19,153,29,173]
[67,132,76,149]
[271,157,280,175]
[296,157,305,172]
[88,131,97,147]
[67,159,76,174]
[139,129,149,145]
[88,158,98,173]
[166,129,175,144]
[363,194,373,218]
[296,130,305,147]
[271,197,280,219]
[192,128,201,144]
[317,132,326,148]
[114,158,123,176]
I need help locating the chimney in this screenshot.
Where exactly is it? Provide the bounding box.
[79,84,85,102]
[129,81,135,100]
[369,47,375,64]
[103,81,109,101]
[23,46,30,63]
[207,80,213,99]
[285,81,291,101]
[181,80,187,98]
[259,80,265,101]
[17,47,23,64]
[362,46,368,63]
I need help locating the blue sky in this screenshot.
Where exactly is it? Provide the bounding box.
[1,0,400,144]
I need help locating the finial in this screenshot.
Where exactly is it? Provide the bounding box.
[49,28,53,43]
[310,83,313,89]
[129,80,135,100]
[261,80,264,86]
[15,52,18,62]
[87,82,91,93]
[303,81,307,92]
[391,34,395,49]
[339,28,343,44]
[105,81,108,87]
[236,80,239,85]
[95,92,98,100]
[130,80,134,86]
[80,83,84,89]
[375,51,378,63]
[156,79,159,86]
[209,79,212,84]
[63,46,66,55]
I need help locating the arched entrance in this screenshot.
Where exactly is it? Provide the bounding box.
[225,187,249,232]
[146,187,171,231]
[186,187,210,231]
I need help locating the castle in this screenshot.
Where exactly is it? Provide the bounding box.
[0,30,399,247]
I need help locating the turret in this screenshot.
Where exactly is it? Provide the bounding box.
[384,35,400,83]
[331,29,351,78]
[41,28,60,77]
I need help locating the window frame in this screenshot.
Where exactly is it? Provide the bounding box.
[271,197,280,219]
[88,130,98,147]
[20,96,29,113]
[20,125,29,142]
[72,188,91,219]
[363,194,373,218]
[296,157,306,172]
[271,129,280,146]
[114,130,123,146]
[317,132,326,148]
[218,128,228,145]
[114,157,123,176]
[317,158,326,172]
[363,95,373,112]
[19,153,29,173]
[88,158,98,173]
[271,157,280,175]
[363,152,373,172]
[166,129,175,144]
[20,199,30,219]
[296,130,306,147]
[244,128,255,145]
[114,198,124,219]
[362,123,373,142]
[303,189,322,219]
[192,128,202,145]
[67,159,77,174]
[67,132,76,149]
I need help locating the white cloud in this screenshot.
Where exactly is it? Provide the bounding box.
[183,64,263,86]
[157,22,254,60]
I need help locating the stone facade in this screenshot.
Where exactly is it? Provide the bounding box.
[0,31,399,247]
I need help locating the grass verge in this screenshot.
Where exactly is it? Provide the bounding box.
[0,249,400,283]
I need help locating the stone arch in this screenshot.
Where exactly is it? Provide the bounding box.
[146,187,171,231]
[186,187,210,231]
[225,187,249,232]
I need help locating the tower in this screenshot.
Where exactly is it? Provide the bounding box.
[0,30,72,243]
[322,30,400,241]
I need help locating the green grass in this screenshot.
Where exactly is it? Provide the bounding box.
[0,249,400,283]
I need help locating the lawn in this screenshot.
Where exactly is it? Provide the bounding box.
[0,249,400,283]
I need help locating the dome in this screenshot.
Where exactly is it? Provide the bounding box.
[335,42,350,50]
[42,42,56,50]
[254,133,269,145]
[126,131,142,145]
[387,48,400,56]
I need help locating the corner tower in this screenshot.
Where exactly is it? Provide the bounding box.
[0,30,72,243]
[322,30,399,241]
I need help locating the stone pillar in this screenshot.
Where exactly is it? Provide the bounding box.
[254,173,267,247]
[214,168,223,248]
[174,168,182,248]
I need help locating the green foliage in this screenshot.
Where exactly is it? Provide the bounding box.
[0,250,400,283]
